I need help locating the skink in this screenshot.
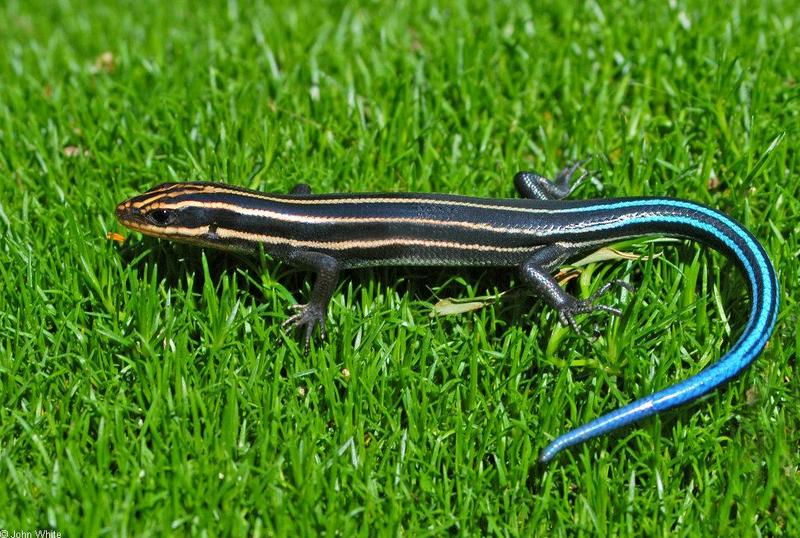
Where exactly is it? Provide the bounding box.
[115,164,779,463]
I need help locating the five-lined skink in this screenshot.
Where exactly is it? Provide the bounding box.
[115,164,779,463]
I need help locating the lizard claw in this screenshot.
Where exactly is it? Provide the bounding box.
[557,279,634,334]
[282,303,327,352]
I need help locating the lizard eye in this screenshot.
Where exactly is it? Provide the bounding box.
[147,209,174,226]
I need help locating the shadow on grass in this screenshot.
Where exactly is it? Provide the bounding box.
[116,236,754,352]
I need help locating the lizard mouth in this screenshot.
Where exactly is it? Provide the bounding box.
[115,201,138,224]
[114,201,155,233]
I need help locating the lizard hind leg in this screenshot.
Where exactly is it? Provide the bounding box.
[513,159,590,201]
[519,243,632,334]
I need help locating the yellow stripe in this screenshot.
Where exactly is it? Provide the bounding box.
[138,183,563,215]
[131,184,205,208]
[126,221,540,253]
[145,199,561,235]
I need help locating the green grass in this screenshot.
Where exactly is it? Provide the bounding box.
[1,0,798,535]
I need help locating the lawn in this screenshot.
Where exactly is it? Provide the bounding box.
[1,0,798,535]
